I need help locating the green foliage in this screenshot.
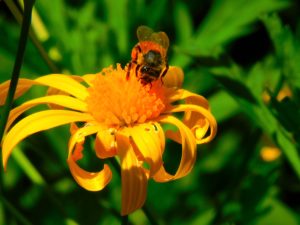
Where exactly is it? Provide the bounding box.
[1,0,300,225]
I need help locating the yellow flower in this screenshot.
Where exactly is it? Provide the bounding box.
[0,64,217,215]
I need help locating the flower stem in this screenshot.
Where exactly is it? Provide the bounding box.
[0,0,35,143]
[121,215,129,225]
[0,1,35,224]
[4,0,60,73]
[142,205,160,225]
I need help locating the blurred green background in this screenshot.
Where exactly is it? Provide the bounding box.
[1,0,300,224]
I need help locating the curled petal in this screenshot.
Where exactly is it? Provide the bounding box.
[168,89,209,109]
[68,158,112,192]
[165,104,217,144]
[2,110,93,169]
[67,124,112,192]
[116,133,148,215]
[126,122,165,176]
[69,123,85,161]
[154,115,197,182]
[6,95,88,132]
[95,129,117,159]
[162,66,184,88]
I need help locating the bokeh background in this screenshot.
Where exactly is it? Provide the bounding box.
[1,0,300,224]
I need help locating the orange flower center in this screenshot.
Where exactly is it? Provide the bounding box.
[86,64,167,127]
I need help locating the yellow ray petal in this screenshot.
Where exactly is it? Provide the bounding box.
[0,75,89,106]
[168,89,209,109]
[0,79,34,105]
[165,104,217,144]
[116,133,148,215]
[153,115,196,182]
[71,74,96,87]
[35,75,88,100]
[2,110,93,169]
[6,95,87,132]
[46,87,70,109]
[68,159,112,192]
[95,129,117,159]
[125,122,164,176]
[67,124,112,191]
[46,74,94,109]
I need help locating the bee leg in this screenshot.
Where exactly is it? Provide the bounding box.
[126,62,132,80]
[126,60,138,80]
[160,63,169,84]
[135,64,140,77]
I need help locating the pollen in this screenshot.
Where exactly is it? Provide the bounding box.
[86,64,167,127]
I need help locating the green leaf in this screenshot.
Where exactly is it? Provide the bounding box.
[191,209,215,225]
[261,13,300,88]
[104,0,129,55]
[146,0,168,28]
[209,91,240,122]
[200,130,242,172]
[213,66,300,179]
[173,1,193,43]
[269,95,300,142]
[256,198,300,225]
[215,75,258,104]
[179,0,290,57]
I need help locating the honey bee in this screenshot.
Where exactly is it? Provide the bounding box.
[127,25,169,85]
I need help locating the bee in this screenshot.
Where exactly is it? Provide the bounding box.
[127,25,169,85]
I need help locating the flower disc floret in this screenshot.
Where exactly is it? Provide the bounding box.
[86,64,167,127]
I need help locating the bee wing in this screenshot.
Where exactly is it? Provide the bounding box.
[151,31,169,50]
[137,25,154,42]
[137,25,169,50]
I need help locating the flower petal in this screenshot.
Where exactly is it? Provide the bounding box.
[35,75,88,100]
[165,104,217,144]
[72,74,96,87]
[116,133,148,215]
[6,95,87,132]
[2,110,93,169]
[126,122,165,176]
[68,159,112,192]
[67,124,112,191]
[153,115,197,182]
[95,128,117,159]
[168,89,209,108]
[0,79,34,105]
[162,66,184,88]
[0,75,89,106]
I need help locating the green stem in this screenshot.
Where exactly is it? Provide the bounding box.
[121,215,129,225]
[0,0,35,143]
[4,0,60,73]
[142,205,160,225]
[0,2,34,225]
